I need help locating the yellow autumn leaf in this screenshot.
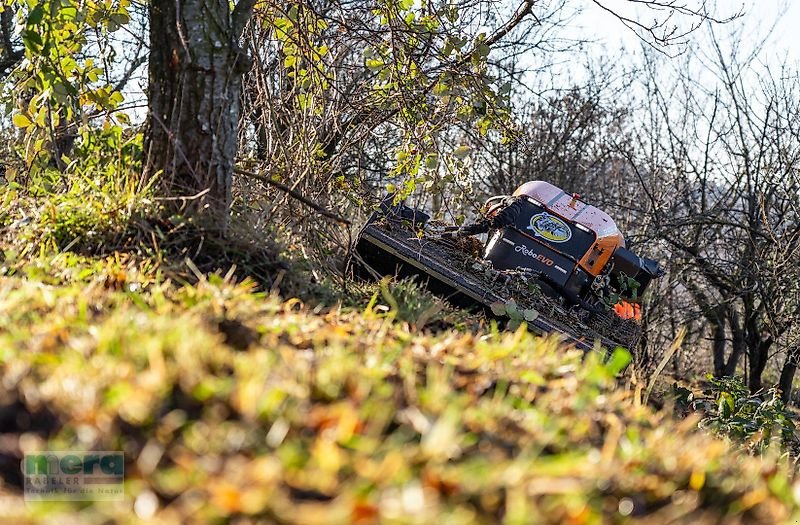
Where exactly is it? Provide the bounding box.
[689,469,705,491]
[12,113,33,128]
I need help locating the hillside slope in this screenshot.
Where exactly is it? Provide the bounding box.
[1,188,799,524]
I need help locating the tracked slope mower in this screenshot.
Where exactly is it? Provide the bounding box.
[353,181,664,351]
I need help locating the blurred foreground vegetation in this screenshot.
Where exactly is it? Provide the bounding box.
[1,185,800,524]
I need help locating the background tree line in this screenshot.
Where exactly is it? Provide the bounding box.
[2,0,798,399]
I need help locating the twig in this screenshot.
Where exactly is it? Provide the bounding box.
[152,187,210,202]
[233,167,351,225]
[644,326,687,405]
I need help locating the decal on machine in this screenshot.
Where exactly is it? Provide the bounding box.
[527,212,572,243]
[514,244,554,267]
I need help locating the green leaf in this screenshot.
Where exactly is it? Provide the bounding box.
[446,6,458,22]
[719,392,735,420]
[489,301,506,316]
[604,348,632,375]
[424,154,439,169]
[366,58,384,72]
[442,40,454,57]
[61,6,78,20]
[22,30,43,50]
[34,108,47,127]
[452,145,471,159]
[27,6,44,25]
[110,12,130,26]
[520,370,546,386]
[109,90,125,106]
[504,299,519,318]
[522,309,539,322]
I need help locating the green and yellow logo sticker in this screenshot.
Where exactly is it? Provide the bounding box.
[527,212,572,243]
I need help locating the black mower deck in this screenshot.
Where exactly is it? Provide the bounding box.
[355,222,634,352]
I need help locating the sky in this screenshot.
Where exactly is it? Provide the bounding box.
[570,0,800,67]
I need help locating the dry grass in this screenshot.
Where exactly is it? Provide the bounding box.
[1,186,800,524]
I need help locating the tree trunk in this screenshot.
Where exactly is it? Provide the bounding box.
[747,338,772,393]
[0,8,24,77]
[710,308,726,377]
[779,349,798,404]
[144,0,254,229]
[724,321,745,376]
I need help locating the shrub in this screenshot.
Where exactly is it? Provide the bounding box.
[694,375,798,454]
